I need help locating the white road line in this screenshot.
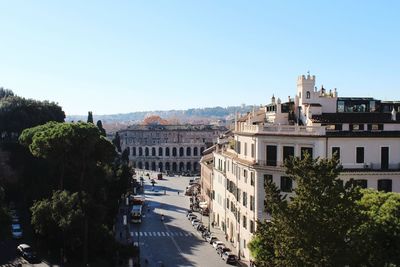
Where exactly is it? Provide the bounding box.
[139,232,143,236]
[144,232,147,236]
[148,232,152,236]
[135,232,138,236]
[157,232,161,236]
[161,232,166,236]
[164,223,184,256]
[153,232,157,236]
[166,232,170,236]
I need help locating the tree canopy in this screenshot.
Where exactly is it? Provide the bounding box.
[249,155,362,267]
[0,94,65,140]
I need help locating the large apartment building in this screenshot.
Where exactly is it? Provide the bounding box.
[206,74,400,260]
[119,124,226,174]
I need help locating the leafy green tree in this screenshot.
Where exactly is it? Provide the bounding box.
[0,95,65,141]
[249,154,362,267]
[351,189,400,266]
[87,111,93,123]
[112,132,122,152]
[0,87,14,99]
[31,190,84,259]
[21,122,116,263]
[96,120,106,136]
[0,186,10,236]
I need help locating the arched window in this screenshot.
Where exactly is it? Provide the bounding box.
[158,162,163,172]
[179,162,184,172]
[139,147,143,156]
[172,147,177,157]
[151,162,156,171]
[165,162,170,171]
[132,147,136,156]
[186,147,191,156]
[172,162,177,172]
[306,91,311,99]
[200,147,205,154]
[145,162,149,170]
[186,162,192,171]
[152,147,156,156]
[193,162,198,172]
[159,147,163,157]
[145,147,149,156]
[138,162,143,169]
[166,147,170,157]
[194,147,198,156]
[179,147,184,157]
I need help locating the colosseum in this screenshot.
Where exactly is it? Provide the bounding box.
[119,124,226,175]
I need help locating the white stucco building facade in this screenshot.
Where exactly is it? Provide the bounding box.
[208,74,400,260]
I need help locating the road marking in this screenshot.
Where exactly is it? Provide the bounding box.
[157,232,161,236]
[135,232,138,236]
[148,232,152,236]
[144,232,147,236]
[166,232,170,236]
[140,232,143,236]
[161,232,166,236]
[153,231,157,236]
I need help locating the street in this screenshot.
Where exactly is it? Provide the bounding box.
[131,174,231,267]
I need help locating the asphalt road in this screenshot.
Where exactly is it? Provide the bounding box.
[131,175,229,267]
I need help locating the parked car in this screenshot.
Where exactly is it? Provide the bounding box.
[188,214,197,220]
[191,218,201,225]
[212,240,224,249]
[200,208,210,216]
[217,247,231,256]
[222,253,238,264]
[202,231,211,239]
[206,235,218,244]
[192,221,202,228]
[11,223,23,239]
[188,215,198,221]
[186,210,193,217]
[197,224,207,232]
[17,244,37,262]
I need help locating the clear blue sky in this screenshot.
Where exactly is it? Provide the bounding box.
[0,1,399,115]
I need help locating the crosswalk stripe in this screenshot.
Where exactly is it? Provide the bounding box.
[135,232,138,236]
[148,232,152,236]
[166,232,170,236]
[153,232,157,236]
[157,232,161,236]
[161,232,166,236]
[139,232,143,236]
[144,232,147,236]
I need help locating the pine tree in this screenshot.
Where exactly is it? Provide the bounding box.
[96,120,106,136]
[87,111,93,123]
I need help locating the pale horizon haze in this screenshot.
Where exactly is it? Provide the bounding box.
[0,1,399,115]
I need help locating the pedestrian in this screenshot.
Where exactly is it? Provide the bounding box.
[177,191,180,195]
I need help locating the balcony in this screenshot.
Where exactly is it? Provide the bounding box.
[342,162,400,171]
[238,124,326,136]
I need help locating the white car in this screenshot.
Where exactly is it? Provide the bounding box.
[212,240,224,249]
[11,223,23,239]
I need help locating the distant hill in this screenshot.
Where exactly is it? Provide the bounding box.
[66,105,258,133]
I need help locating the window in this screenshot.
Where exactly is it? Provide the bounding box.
[250,220,255,233]
[355,179,367,189]
[264,174,273,187]
[306,91,311,99]
[251,144,255,157]
[132,147,136,156]
[243,216,247,229]
[242,192,247,207]
[152,147,156,156]
[381,147,389,170]
[283,146,294,162]
[301,147,313,160]
[250,172,255,186]
[266,145,277,166]
[368,124,383,131]
[350,124,364,131]
[243,170,247,183]
[236,141,241,154]
[250,195,254,211]
[226,199,230,209]
[356,147,364,164]
[378,179,392,192]
[280,176,292,192]
[332,147,340,160]
[244,143,247,156]
[165,147,170,156]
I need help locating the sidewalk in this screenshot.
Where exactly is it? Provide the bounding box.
[198,212,250,267]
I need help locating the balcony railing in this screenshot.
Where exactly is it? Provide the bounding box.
[342,162,400,171]
[239,124,326,136]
